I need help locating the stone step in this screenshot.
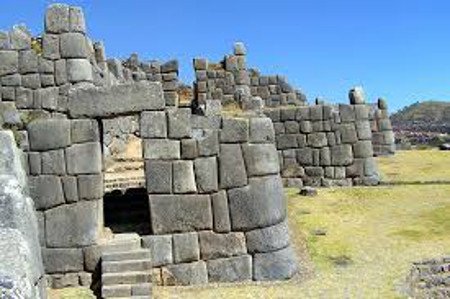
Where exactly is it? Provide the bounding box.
[101,233,142,254]
[102,249,151,262]
[102,282,151,298]
[102,259,152,273]
[102,271,152,286]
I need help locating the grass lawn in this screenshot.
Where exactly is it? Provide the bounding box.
[50,150,450,298]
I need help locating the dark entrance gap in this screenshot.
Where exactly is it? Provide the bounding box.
[103,188,151,235]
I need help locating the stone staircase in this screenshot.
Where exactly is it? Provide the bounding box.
[100,234,152,298]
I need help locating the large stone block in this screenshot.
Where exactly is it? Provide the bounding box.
[163,261,207,285]
[211,191,231,233]
[242,144,279,176]
[60,33,88,58]
[249,117,275,143]
[339,104,355,122]
[69,82,165,118]
[353,140,374,158]
[140,111,167,138]
[220,117,249,143]
[45,4,70,33]
[42,34,60,60]
[173,160,197,194]
[150,195,212,234]
[19,50,38,74]
[307,132,328,148]
[0,50,18,76]
[331,144,353,166]
[66,142,102,174]
[168,108,191,139]
[143,139,180,160]
[45,200,101,247]
[41,149,66,175]
[145,160,172,194]
[141,235,172,267]
[71,119,99,144]
[27,119,71,151]
[340,123,358,144]
[355,120,372,140]
[276,134,298,149]
[181,139,198,159]
[42,248,83,274]
[253,246,297,281]
[29,175,64,210]
[78,175,103,200]
[245,221,290,253]
[173,232,200,263]
[219,144,247,189]
[296,147,313,166]
[194,157,218,193]
[69,6,86,33]
[207,255,252,283]
[198,231,246,260]
[67,58,92,83]
[228,175,286,231]
[196,129,219,157]
[61,176,78,203]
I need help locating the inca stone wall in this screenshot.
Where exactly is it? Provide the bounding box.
[406,257,450,298]
[0,3,298,291]
[0,131,47,298]
[370,98,395,156]
[193,42,306,109]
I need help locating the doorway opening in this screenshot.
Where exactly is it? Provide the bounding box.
[103,188,151,235]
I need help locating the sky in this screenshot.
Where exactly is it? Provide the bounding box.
[1,0,450,111]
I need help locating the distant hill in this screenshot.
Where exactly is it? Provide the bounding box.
[391,101,450,134]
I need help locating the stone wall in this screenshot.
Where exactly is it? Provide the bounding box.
[406,257,450,298]
[265,100,379,187]
[370,98,395,156]
[193,43,306,108]
[0,130,46,298]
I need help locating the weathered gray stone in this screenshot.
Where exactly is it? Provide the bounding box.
[276,134,298,149]
[28,152,41,175]
[242,144,279,176]
[300,121,312,133]
[320,147,331,166]
[9,25,31,50]
[29,175,64,210]
[0,102,22,126]
[173,232,200,263]
[41,74,55,87]
[67,58,92,83]
[78,175,103,200]
[69,6,86,33]
[253,246,297,281]
[143,139,180,160]
[140,111,167,138]
[141,235,172,267]
[71,119,99,143]
[54,60,67,85]
[168,108,191,139]
[207,255,252,283]
[349,86,365,104]
[285,121,299,134]
[173,160,197,194]
[340,123,358,143]
[49,273,78,289]
[1,74,21,86]
[42,34,60,60]
[245,221,290,253]
[15,87,33,108]
[305,167,324,177]
[220,117,249,143]
[42,248,83,273]
[163,261,207,285]
[194,157,218,193]
[69,82,164,117]
[41,149,66,175]
[280,108,296,121]
[228,175,286,231]
[354,105,370,120]
[181,139,198,159]
[45,200,100,247]
[339,104,355,122]
[353,140,373,158]
[307,132,328,148]
[66,142,102,174]
[264,109,280,122]
[219,144,248,189]
[27,119,71,151]
[331,144,353,166]
[22,74,41,89]
[60,33,88,59]
[61,176,78,203]
[18,50,38,74]
[161,60,178,73]
[211,191,231,233]
[199,231,246,260]
[0,51,18,76]
[150,195,212,234]
[145,160,172,194]
[196,129,219,157]
[193,58,207,70]
[355,120,372,140]
[45,4,70,33]
[296,147,313,166]
[249,117,275,143]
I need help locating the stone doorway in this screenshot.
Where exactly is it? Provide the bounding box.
[103,188,151,235]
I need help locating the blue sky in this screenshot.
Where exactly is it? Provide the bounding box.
[1,0,449,111]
